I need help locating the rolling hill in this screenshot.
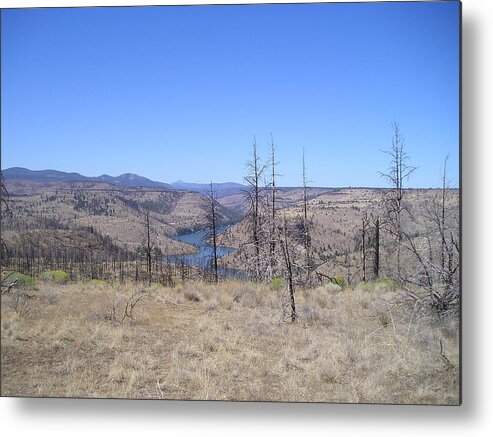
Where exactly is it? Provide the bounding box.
[3,167,172,190]
[2,169,241,262]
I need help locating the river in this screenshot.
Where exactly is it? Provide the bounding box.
[167,225,235,272]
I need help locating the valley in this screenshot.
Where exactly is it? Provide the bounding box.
[1,167,459,290]
[0,167,460,404]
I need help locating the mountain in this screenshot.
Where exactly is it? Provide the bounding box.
[94,173,171,189]
[2,168,249,195]
[3,167,251,215]
[170,180,246,197]
[2,167,92,183]
[3,167,172,190]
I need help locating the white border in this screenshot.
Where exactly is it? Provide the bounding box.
[2,0,493,436]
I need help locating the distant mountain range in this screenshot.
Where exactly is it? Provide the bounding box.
[2,167,245,196]
[171,180,245,196]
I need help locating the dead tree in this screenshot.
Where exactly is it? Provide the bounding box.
[379,121,416,280]
[1,174,9,270]
[373,215,380,279]
[142,209,154,285]
[400,157,459,315]
[301,147,312,284]
[268,134,280,279]
[279,214,296,323]
[361,212,369,281]
[243,136,266,281]
[0,173,12,293]
[118,288,149,323]
[440,155,449,278]
[205,181,219,283]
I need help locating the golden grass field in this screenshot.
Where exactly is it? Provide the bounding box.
[0,279,459,404]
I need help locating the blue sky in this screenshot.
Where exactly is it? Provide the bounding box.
[1,2,460,187]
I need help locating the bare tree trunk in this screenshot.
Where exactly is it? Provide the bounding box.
[379,121,416,281]
[1,174,10,274]
[398,155,459,315]
[280,215,296,323]
[206,182,219,283]
[362,212,368,281]
[373,217,380,279]
[302,147,311,284]
[144,210,152,285]
[269,134,278,279]
[244,136,265,282]
[440,155,449,284]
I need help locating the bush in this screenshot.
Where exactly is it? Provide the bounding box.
[184,288,201,302]
[87,279,107,286]
[324,282,342,293]
[356,278,396,293]
[2,271,34,288]
[271,277,283,291]
[41,270,70,283]
[333,276,345,288]
[375,277,396,292]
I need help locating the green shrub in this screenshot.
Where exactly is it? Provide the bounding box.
[41,270,69,283]
[271,277,284,291]
[375,277,396,291]
[87,279,107,286]
[333,276,346,288]
[2,271,34,288]
[324,282,342,293]
[356,277,396,293]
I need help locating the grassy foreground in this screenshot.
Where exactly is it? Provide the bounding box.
[1,280,459,404]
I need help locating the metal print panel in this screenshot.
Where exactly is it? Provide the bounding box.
[0,1,461,404]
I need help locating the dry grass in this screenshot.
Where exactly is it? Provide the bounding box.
[1,279,459,404]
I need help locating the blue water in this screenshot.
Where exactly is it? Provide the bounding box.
[167,225,235,271]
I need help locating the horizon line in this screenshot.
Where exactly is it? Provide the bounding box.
[1,166,459,190]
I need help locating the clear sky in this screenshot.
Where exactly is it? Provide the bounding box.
[1,1,460,188]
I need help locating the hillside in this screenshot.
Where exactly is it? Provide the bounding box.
[2,177,239,264]
[1,167,459,309]
[3,167,251,199]
[3,167,173,190]
[219,187,460,287]
[217,186,332,215]
[1,174,460,404]
[170,180,246,198]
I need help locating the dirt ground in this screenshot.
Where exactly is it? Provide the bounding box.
[1,280,459,404]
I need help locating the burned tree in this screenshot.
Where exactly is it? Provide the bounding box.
[379,121,416,280]
[439,155,451,279]
[243,136,266,281]
[301,147,312,284]
[279,214,297,323]
[1,173,12,292]
[361,212,369,281]
[205,181,219,283]
[372,215,380,279]
[1,174,9,265]
[141,209,154,285]
[267,134,280,280]
[400,157,460,316]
